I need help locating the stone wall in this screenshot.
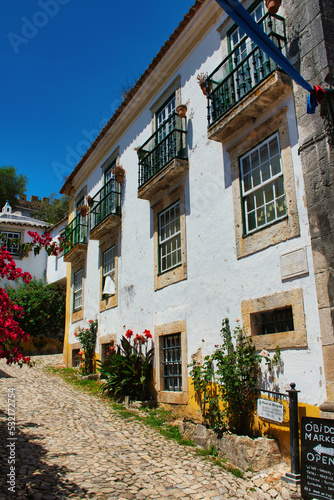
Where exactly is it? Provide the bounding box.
[284,0,334,413]
[178,421,282,472]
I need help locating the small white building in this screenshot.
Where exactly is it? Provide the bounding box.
[0,201,49,285]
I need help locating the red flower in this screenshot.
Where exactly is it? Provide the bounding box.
[134,334,145,344]
[143,329,152,339]
[74,332,78,337]
[89,319,93,323]
[109,345,115,352]
[125,329,133,339]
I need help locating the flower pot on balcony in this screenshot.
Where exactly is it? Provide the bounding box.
[112,165,125,184]
[265,0,281,15]
[78,205,90,217]
[200,82,208,96]
[176,104,187,118]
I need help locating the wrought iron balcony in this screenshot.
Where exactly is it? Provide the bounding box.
[64,213,87,261]
[89,179,121,239]
[138,112,187,192]
[207,13,287,129]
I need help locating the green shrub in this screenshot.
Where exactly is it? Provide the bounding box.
[190,318,280,435]
[6,278,65,346]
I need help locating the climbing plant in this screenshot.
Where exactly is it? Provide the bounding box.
[190,318,281,435]
[74,319,98,375]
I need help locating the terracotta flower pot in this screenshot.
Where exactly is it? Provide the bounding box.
[265,0,281,15]
[176,104,187,118]
[78,204,90,217]
[115,174,124,183]
[200,83,207,96]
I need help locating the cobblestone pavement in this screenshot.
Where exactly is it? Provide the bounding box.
[0,355,295,500]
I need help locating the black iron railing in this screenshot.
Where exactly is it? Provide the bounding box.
[89,179,121,232]
[207,13,286,126]
[64,213,87,255]
[138,112,187,189]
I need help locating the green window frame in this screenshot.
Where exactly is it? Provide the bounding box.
[158,201,181,274]
[156,94,176,143]
[73,268,83,311]
[0,231,20,255]
[240,133,287,234]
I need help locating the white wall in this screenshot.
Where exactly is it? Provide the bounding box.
[67,6,326,407]
[46,220,67,285]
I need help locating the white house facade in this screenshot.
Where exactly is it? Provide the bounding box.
[0,201,49,285]
[60,0,334,450]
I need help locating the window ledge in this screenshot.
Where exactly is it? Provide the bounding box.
[138,158,188,201]
[208,70,292,143]
[157,391,188,405]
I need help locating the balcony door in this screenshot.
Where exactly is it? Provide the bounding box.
[75,195,87,244]
[104,163,119,218]
[229,1,270,99]
[155,95,176,168]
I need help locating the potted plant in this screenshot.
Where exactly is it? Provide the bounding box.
[78,204,90,217]
[112,165,125,183]
[197,72,209,96]
[176,104,188,118]
[265,0,281,15]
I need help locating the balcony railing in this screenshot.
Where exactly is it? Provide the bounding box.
[64,213,87,255]
[207,13,286,127]
[138,112,187,189]
[89,179,121,232]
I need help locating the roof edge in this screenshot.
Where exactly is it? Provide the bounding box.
[60,0,207,195]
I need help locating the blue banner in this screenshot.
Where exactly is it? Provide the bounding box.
[214,0,318,112]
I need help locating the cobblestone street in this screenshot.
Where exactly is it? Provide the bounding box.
[0,356,293,500]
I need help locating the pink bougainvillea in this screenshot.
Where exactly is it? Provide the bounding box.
[0,231,63,366]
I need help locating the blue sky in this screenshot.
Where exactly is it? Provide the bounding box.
[1,0,195,200]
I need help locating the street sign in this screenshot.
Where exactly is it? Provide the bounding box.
[257,398,284,423]
[301,416,334,500]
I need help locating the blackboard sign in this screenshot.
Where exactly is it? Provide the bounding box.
[301,416,334,500]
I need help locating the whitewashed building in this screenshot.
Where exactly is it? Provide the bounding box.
[60,0,334,446]
[0,201,49,284]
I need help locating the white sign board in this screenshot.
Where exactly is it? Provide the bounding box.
[280,246,308,280]
[257,399,284,423]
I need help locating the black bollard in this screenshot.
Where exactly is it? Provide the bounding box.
[282,382,301,484]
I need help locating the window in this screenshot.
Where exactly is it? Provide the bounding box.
[156,94,176,143]
[101,342,114,362]
[102,246,115,296]
[229,2,268,99]
[73,269,83,311]
[72,349,81,368]
[159,201,181,273]
[155,320,188,404]
[229,108,300,259]
[254,306,294,335]
[100,239,118,311]
[162,333,182,392]
[241,133,287,234]
[1,231,20,255]
[153,185,187,290]
[241,288,307,350]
